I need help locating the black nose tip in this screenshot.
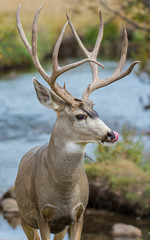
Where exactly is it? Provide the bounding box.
[107,131,115,141]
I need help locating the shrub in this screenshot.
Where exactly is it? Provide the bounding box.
[95,127,144,164]
[0,14,31,70]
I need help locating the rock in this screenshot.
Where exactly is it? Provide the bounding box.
[3,213,21,228]
[112,223,142,238]
[2,186,16,199]
[1,198,19,213]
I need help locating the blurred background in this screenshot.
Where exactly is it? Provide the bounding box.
[0,0,150,239]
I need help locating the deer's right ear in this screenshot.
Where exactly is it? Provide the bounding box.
[33,78,65,111]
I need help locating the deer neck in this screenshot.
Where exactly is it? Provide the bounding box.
[47,122,86,180]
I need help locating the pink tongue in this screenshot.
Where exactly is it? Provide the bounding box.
[112,131,119,142]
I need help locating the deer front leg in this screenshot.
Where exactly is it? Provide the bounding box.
[53,227,68,240]
[39,204,60,240]
[21,218,40,240]
[38,216,51,240]
[70,218,83,240]
[69,203,85,240]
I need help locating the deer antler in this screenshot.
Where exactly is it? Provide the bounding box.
[16,5,104,107]
[67,12,140,100]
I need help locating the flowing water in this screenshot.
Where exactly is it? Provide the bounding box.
[0,60,150,239]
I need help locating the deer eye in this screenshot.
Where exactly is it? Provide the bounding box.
[75,114,87,121]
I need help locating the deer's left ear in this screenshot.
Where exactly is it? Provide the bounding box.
[33,78,65,111]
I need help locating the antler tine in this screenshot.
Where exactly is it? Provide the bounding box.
[113,25,128,75]
[32,4,43,57]
[17,4,49,82]
[67,11,103,59]
[51,21,68,74]
[67,12,104,95]
[16,4,32,55]
[82,25,140,99]
[89,10,104,82]
[92,10,104,58]
[66,13,89,58]
[31,4,50,82]
[83,61,140,97]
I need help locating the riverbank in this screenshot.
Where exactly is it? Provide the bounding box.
[86,159,150,218]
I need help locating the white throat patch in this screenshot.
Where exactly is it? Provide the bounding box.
[66,142,85,154]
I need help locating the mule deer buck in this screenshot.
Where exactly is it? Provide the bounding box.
[15,5,139,240]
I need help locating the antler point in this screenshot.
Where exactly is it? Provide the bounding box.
[37,3,44,13]
[63,82,66,90]
[123,25,127,34]
[133,60,140,66]
[99,9,103,22]
[17,3,21,13]
[33,77,38,84]
[66,12,70,21]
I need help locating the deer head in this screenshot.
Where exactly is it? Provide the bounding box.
[16,5,139,147]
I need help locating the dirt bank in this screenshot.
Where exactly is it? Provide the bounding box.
[86,160,150,218]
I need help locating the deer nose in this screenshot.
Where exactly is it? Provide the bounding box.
[107,131,119,142]
[107,131,115,141]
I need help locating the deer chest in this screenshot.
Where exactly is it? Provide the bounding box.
[49,215,74,234]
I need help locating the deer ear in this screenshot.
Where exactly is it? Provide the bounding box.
[33,78,65,111]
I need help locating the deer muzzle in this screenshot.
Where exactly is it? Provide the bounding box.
[106,131,119,143]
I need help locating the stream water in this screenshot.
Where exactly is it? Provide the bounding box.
[0,60,150,239]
